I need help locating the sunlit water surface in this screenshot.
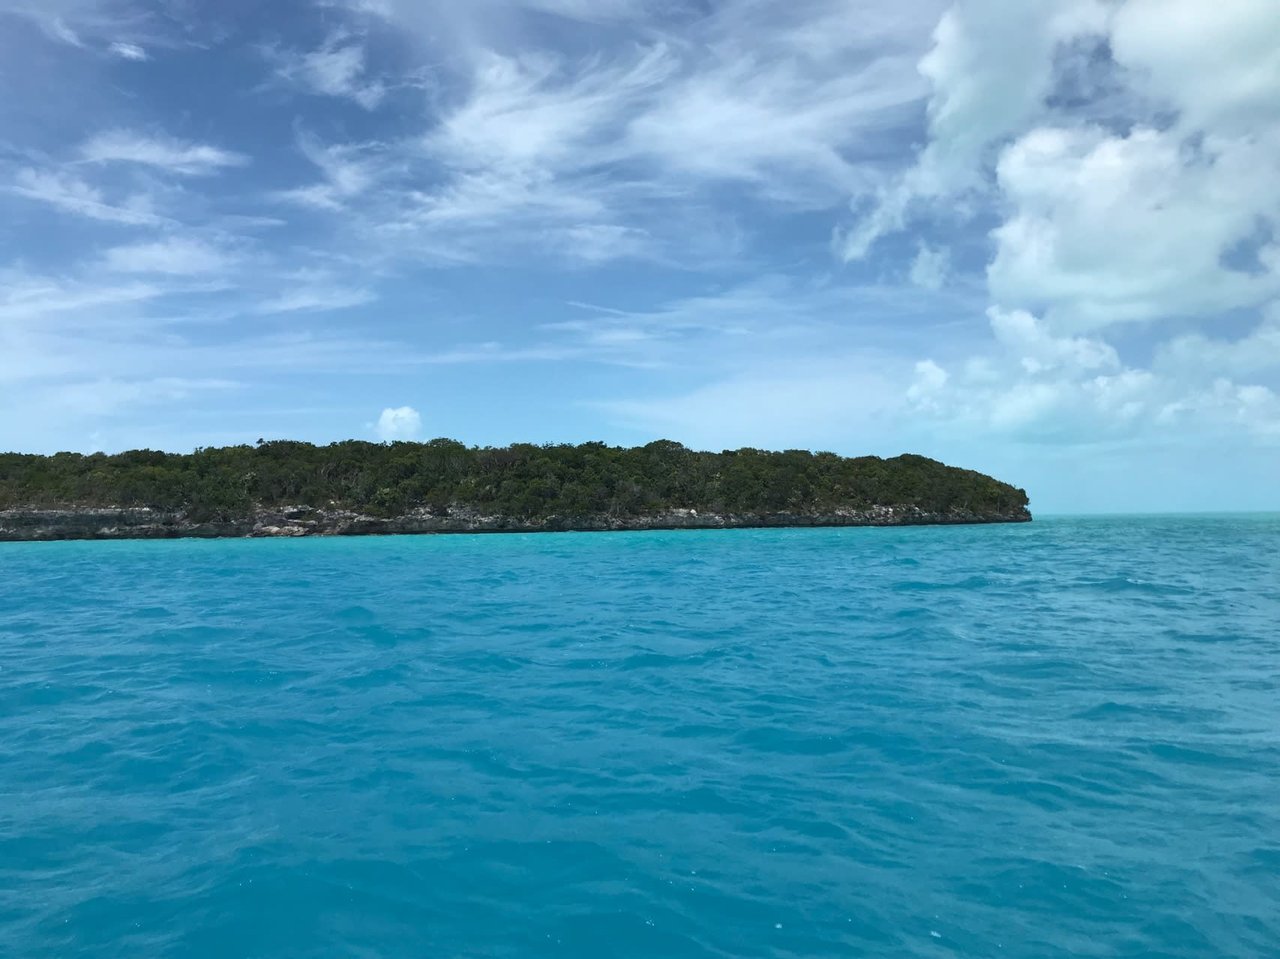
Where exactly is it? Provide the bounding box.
[2,516,1278,958]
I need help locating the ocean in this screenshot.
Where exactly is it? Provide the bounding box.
[2,516,1277,958]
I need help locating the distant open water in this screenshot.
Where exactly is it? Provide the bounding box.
[2,516,1278,958]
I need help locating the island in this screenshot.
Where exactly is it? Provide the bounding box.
[0,439,1030,541]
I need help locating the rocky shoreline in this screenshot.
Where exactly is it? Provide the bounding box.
[0,504,1032,541]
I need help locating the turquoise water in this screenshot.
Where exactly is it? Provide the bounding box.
[2,517,1278,958]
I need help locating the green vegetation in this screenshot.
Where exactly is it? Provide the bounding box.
[0,440,1028,522]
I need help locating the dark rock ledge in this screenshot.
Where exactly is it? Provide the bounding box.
[0,504,1032,542]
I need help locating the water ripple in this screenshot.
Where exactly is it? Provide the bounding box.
[1,516,1279,958]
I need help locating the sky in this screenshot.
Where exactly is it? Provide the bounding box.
[0,0,1277,513]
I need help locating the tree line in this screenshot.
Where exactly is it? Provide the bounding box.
[0,439,1029,522]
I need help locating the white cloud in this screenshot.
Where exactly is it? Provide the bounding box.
[1157,379,1280,440]
[553,223,653,263]
[108,40,146,60]
[10,168,162,225]
[81,130,248,175]
[4,0,1276,480]
[839,0,1108,260]
[288,0,939,264]
[246,269,378,315]
[513,0,650,21]
[987,307,1118,373]
[403,45,673,237]
[989,125,1280,330]
[1154,310,1280,381]
[276,135,385,211]
[903,306,1279,446]
[1109,0,1280,135]
[45,16,83,46]
[527,273,989,394]
[601,359,903,453]
[99,237,235,275]
[349,0,682,32]
[825,0,1280,470]
[908,244,950,290]
[0,0,149,47]
[253,285,375,314]
[38,377,239,416]
[0,269,161,326]
[375,405,422,441]
[906,358,949,410]
[427,48,670,172]
[0,257,450,453]
[269,35,386,109]
[623,35,923,201]
[915,0,1107,193]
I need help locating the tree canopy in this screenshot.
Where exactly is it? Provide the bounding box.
[0,440,1029,522]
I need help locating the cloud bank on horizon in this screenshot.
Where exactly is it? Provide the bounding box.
[0,0,1276,512]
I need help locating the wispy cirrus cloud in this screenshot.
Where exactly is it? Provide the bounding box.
[80,130,248,176]
[504,0,653,22]
[1,0,1276,509]
[252,284,375,315]
[108,40,147,60]
[0,268,161,325]
[271,0,940,266]
[0,0,159,62]
[0,260,401,453]
[276,134,386,211]
[10,168,163,225]
[346,0,660,31]
[265,34,387,110]
[5,128,247,233]
[99,236,239,275]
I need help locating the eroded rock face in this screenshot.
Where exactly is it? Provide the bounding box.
[0,503,1031,541]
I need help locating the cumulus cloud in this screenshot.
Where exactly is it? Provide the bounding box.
[987,307,1118,374]
[906,358,949,410]
[984,0,1280,334]
[817,0,1280,470]
[989,125,1280,330]
[838,0,1108,260]
[1154,310,1280,382]
[904,307,1279,446]
[375,405,422,441]
[1109,0,1280,135]
[842,0,1280,338]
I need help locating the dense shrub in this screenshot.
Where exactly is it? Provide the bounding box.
[0,440,1029,519]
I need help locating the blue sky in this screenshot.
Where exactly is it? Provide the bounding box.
[1,0,1277,513]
